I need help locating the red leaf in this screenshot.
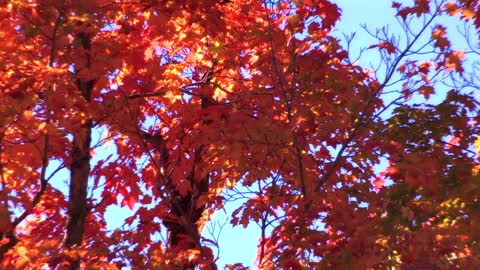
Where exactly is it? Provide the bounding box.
[122,196,137,210]
[418,85,434,99]
[379,41,396,54]
[372,176,385,191]
[446,136,460,149]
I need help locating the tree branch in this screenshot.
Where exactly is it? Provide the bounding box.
[314,10,440,193]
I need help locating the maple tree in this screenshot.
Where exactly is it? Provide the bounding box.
[1,0,480,269]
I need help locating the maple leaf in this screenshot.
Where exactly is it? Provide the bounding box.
[368,42,396,54]
[445,50,465,73]
[431,25,451,50]
[372,175,386,191]
[461,7,476,20]
[380,41,396,54]
[418,85,434,99]
[392,2,401,9]
[444,2,460,16]
[213,87,227,101]
[144,40,159,61]
[122,196,137,211]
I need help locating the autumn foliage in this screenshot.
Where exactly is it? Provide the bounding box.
[1,0,480,269]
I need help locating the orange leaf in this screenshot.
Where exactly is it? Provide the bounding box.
[462,7,475,20]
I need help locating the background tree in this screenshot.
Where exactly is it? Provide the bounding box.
[0,0,479,269]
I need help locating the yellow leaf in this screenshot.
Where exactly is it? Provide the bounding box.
[213,87,227,101]
[38,122,47,131]
[164,90,182,102]
[143,11,151,20]
[17,246,28,256]
[474,134,480,156]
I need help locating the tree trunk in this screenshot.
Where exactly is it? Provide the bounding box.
[64,120,92,269]
[64,27,94,270]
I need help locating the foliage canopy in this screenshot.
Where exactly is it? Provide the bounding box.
[1,0,480,269]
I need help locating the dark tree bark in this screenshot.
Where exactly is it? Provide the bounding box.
[63,26,94,270]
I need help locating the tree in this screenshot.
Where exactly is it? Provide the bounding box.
[0,0,479,269]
